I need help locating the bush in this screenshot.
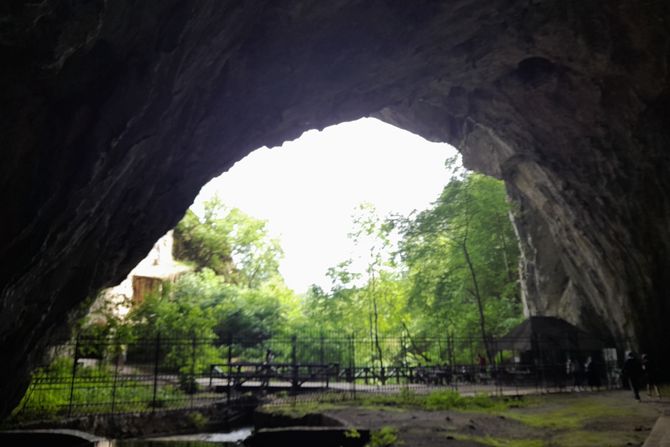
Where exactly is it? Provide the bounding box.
[179,374,199,394]
[187,411,209,429]
[424,390,464,410]
[367,426,398,447]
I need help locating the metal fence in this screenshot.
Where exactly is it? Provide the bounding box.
[12,332,623,421]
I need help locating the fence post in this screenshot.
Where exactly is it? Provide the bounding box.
[497,341,504,396]
[291,335,298,394]
[320,331,325,365]
[468,336,475,392]
[227,333,233,407]
[111,339,120,414]
[535,333,545,391]
[190,334,197,408]
[151,333,160,411]
[448,332,454,368]
[350,333,356,400]
[448,332,456,390]
[437,337,443,365]
[67,334,80,417]
[320,331,329,388]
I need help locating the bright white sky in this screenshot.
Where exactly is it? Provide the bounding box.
[192,118,458,294]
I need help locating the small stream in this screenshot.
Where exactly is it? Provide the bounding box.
[114,427,253,446]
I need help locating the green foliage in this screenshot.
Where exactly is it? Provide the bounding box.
[423,390,465,410]
[398,172,522,353]
[550,430,640,447]
[451,434,544,447]
[506,397,637,430]
[345,427,362,439]
[125,266,303,370]
[93,171,522,372]
[298,171,523,365]
[174,196,283,288]
[424,390,501,411]
[22,171,526,423]
[187,411,209,430]
[11,361,185,421]
[366,426,399,447]
[125,277,221,373]
[356,389,516,412]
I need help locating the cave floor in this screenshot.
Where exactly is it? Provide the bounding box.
[324,390,669,447]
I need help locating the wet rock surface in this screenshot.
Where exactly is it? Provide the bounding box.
[1,1,670,418]
[324,391,667,446]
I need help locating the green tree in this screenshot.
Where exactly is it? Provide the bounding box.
[399,172,521,360]
[126,268,300,366]
[348,203,403,369]
[299,205,411,369]
[174,196,283,288]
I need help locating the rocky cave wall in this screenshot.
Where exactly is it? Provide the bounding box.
[1,0,669,418]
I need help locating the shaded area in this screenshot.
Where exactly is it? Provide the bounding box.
[0,429,109,447]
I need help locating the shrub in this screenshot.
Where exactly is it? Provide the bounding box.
[367,426,398,447]
[187,411,209,430]
[424,390,464,410]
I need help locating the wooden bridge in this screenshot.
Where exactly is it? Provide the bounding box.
[208,362,340,390]
[204,362,500,394]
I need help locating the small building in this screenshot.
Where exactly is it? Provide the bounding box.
[496,316,611,386]
[88,230,190,321]
[497,316,605,354]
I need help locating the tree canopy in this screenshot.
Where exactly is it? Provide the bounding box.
[173,196,283,288]
[88,167,523,369]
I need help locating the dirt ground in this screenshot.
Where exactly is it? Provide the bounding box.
[324,391,669,447]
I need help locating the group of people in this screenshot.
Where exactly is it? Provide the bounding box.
[622,351,662,401]
[565,356,601,390]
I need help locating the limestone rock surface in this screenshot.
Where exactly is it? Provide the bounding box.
[1,1,669,418]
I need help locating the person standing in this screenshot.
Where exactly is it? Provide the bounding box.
[478,353,487,373]
[641,353,662,399]
[261,349,275,388]
[585,356,601,390]
[623,351,643,401]
[565,357,575,390]
[572,357,584,391]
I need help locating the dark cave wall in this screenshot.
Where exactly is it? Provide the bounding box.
[1,0,669,418]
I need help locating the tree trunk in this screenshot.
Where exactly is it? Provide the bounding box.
[461,237,492,365]
[401,320,432,363]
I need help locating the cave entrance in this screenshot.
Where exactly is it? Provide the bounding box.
[107,117,522,354]
[44,116,527,424]
[103,115,525,348]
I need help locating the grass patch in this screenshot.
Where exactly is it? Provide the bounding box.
[367,426,399,447]
[264,389,524,417]
[424,390,508,411]
[260,399,344,418]
[452,433,544,447]
[506,397,638,430]
[10,360,188,421]
[358,389,521,412]
[551,430,641,447]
